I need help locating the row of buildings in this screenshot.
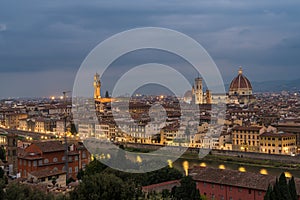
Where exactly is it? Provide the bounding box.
[3,132,91,187]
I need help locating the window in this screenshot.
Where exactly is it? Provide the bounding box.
[258,191,262,196]
[229,186,232,191]
[75,156,78,161]
[212,184,215,188]
[82,152,86,159]
[38,160,43,166]
[75,166,78,173]
[211,194,215,199]
[68,157,72,162]
[33,161,37,166]
[24,160,27,166]
[238,188,242,192]
[220,185,224,190]
[248,189,251,194]
[44,159,49,164]
[203,182,206,187]
[62,156,65,161]
[69,167,72,173]
[53,157,58,162]
[28,161,31,167]
[19,160,22,165]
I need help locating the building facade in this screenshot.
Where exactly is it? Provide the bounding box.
[259,131,297,155]
[232,126,262,152]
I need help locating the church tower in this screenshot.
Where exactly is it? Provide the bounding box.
[6,133,18,175]
[205,89,212,104]
[94,73,101,99]
[193,77,203,104]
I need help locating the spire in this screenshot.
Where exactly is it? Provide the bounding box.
[238,67,243,75]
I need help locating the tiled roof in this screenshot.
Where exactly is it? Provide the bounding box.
[229,69,252,91]
[190,167,300,194]
[33,141,65,153]
[142,180,180,191]
[29,168,66,179]
[232,126,262,131]
[260,131,295,138]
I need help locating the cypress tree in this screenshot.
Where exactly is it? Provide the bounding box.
[278,172,292,200]
[289,176,298,200]
[264,185,272,200]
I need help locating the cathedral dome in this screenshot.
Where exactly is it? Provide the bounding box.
[229,67,252,96]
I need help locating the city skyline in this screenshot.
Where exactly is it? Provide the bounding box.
[1,0,300,98]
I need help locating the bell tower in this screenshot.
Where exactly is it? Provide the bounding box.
[193,77,203,104]
[94,73,101,99]
[6,133,18,175]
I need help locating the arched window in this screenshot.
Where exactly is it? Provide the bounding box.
[53,157,58,162]
[44,159,49,164]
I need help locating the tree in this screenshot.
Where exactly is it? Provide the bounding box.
[162,189,170,199]
[289,177,298,200]
[5,183,54,200]
[83,159,107,176]
[69,173,133,200]
[264,185,273,200]
[0,180,6,200]
[0,167,4,179]
[171,176,201,200]
[0,146,5,161]
[278,173,292,200]
[264,173,297,200]
[76,169,84,180]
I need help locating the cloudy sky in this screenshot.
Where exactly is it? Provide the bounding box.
[0,0,300,98]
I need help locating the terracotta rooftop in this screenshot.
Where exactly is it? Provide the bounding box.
[229,68,252,91]
[190,167,300,194]
[260,131,296,138]
[32,141,65,153]
[142,180,180,191]
[232,126,262,132]
[29,168,66,179]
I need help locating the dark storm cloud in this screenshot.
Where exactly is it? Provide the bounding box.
[0,0,300,97]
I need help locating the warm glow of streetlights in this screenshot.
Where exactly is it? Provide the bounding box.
[260,169,268,175]
[167,159,173,168]
[183,161,189,176]
[136,155,142,163]
[200,162,207,167]
[219,164,226,170]
[284,172,292,178]
[238,167,246,172]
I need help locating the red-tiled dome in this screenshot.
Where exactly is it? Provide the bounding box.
[229,68,252,91]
